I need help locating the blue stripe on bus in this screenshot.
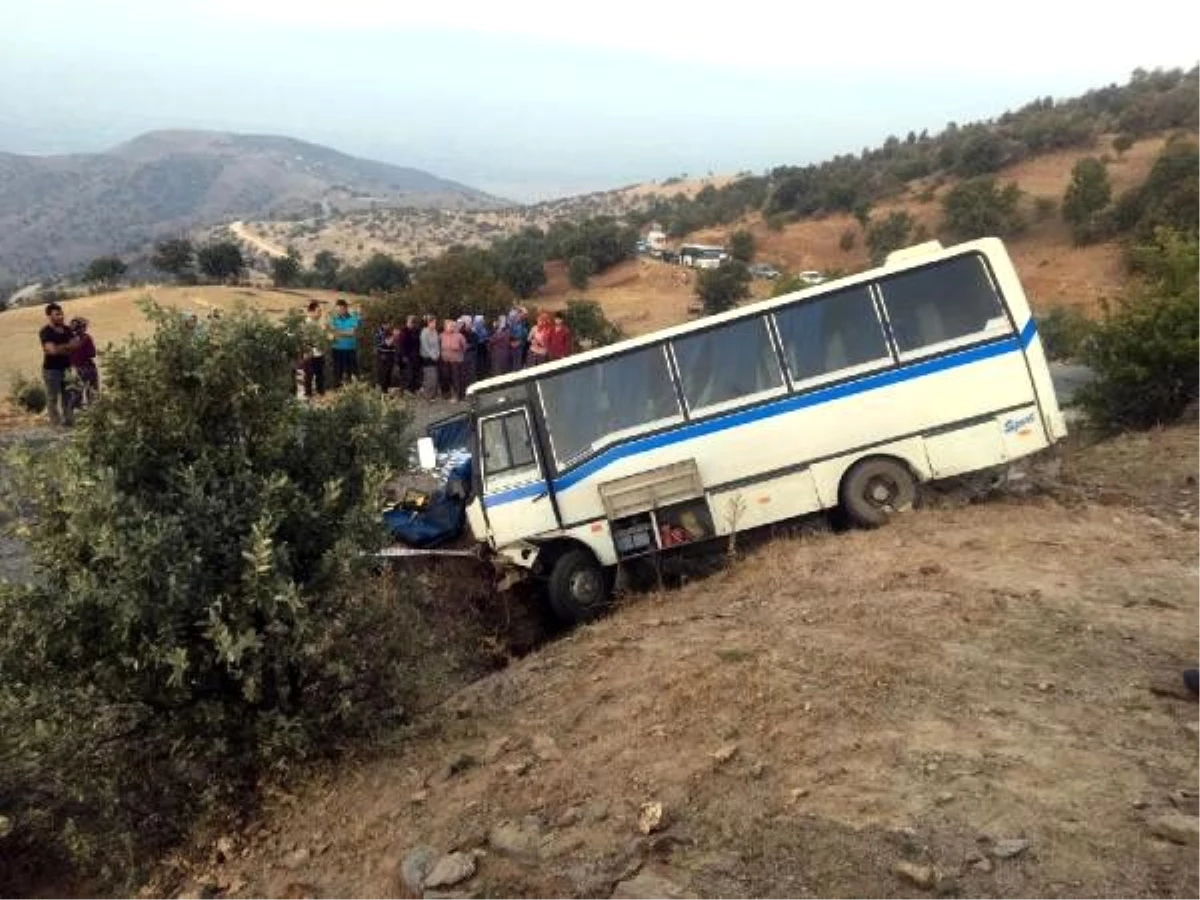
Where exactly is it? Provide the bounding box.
[1020,315,1037,347]
[483,321,1039,509]
[484,480,546,506]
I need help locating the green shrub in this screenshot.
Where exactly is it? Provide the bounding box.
[562,298,622,348]
[0,300,416,891]
[1062,157,1112,245]
[866,211,914,264]
[1034,196,1058,221]
[8,373,46,414]
[568,254,593,290]
[696,261,751,315]
[765,213,788,232]
[941,177,1026,239]
[729,229,755,262]
[1036,306,1094,361]
[1078,228,1199,429]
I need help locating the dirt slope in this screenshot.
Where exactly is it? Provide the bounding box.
[155,426,1200,899]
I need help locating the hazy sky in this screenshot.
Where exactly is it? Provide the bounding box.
[2,0,1196,201]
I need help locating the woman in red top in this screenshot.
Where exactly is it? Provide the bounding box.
[525,312,552,367]
[439,318,468,401]
[547,313,572,361]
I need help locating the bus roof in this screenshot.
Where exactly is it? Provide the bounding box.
[466,236,1004,398]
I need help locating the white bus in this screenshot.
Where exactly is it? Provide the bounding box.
[423,238,1067,623]
[678,243,728,268]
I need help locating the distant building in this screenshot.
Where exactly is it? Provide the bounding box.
[646,223,667,252]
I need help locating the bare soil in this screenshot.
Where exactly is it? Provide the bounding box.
[149,425,1199,899]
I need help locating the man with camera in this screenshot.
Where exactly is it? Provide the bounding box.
[39,302,80,427]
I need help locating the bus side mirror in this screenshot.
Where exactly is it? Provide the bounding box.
[416,436,437,470]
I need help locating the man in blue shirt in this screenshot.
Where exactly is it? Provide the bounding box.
[329,298,360,388]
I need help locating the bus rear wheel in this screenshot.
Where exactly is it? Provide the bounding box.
[840,457,917,528]
[547,548,612,624]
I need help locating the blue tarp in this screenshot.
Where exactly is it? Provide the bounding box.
[385,442,474,549]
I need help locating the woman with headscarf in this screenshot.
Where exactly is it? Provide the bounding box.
[441,318,468,401]
[472,315,490,380]
[488,316,512,374]
[459,316,478,388]
[68,317,99,405]
[525,312,552,367]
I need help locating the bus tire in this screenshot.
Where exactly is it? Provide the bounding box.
[547,548,612,624]
[840,457,917,529]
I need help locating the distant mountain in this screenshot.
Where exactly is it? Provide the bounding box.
[0,129,508,283]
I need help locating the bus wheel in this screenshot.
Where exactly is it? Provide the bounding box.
[547,548,612,624]
[840,457,916,528]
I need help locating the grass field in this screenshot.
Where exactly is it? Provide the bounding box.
[0,285,362,391]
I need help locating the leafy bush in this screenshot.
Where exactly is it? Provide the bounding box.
[729,229,756,262]
[941,177,1026,240]
[7,373,46,413]
[1062,157,1112,244]
[1110,137,1199,240]
[1034,196,1058,221]
[568,254,593,290]
[866,211,914,264]
[1112,133,1135,157]
[1078,228,1199,429]
[0,301,416,891]
[562,299,622,348]
[1036,306,1095,361]
[696,262,751,315]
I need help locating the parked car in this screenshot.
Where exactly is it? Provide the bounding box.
[797,270,826,285]
[748,262,781,280]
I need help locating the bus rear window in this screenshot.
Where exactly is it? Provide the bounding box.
[539,345,681,468]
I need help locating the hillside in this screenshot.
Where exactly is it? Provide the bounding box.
[242,174,737,268]
[525,133,1179,336]
[148,424,1199,899]
[0,130,505,284]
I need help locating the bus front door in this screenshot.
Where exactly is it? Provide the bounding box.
[478,406,558,546]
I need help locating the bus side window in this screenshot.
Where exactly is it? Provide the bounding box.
[481,411,538,484]
[774,285,889,384]
[672,317,783,413]
[877,254,1009,354]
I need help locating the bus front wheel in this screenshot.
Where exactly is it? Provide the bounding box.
[547,548,612,624]
[840,457,917,528]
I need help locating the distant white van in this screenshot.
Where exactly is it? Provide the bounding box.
[798,270,826,285]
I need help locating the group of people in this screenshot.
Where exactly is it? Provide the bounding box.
[299,300,575,404]
[38,302,98,427]
[297,298,360,398]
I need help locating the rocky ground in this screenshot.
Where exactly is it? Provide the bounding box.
[126,424,1199,900]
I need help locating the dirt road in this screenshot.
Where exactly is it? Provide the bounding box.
[230,220,288,259]
[150,425,1199,899]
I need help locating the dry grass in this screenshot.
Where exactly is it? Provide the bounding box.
[0,285,362,390]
